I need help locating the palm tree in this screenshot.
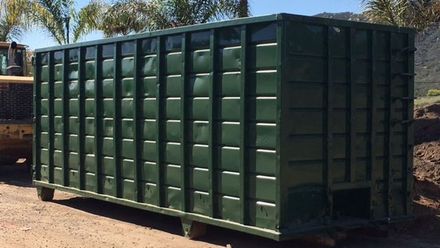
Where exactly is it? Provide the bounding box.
[221,0,249,18]
[98,0,149,37]
[0,0,29,41]
[407,0,440,30]
[363,0,440,30]
[0,16,22,41]
[72,0,103,42]
[27,0,104,44]
[98,0,250,37]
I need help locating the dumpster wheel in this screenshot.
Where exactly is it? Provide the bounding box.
[37,186,54,201]
[181,218,207,239]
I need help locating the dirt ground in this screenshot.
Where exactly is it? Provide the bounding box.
[0,105,439,248]
[414,104,440,185]
[0,166,439,248]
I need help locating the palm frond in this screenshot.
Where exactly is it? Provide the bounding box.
[99,0,150,37]
[72,0,106,42]
[0,0,30,41]
[363,0,440,30]
[0,18,22,40]
[219,0,250,18]
[28,0,67,44]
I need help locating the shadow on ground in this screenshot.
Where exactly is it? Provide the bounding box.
[414,118,440,144]
[52,194,440,248]
[53,196,322,248]
[0,164,32,187]
[49,179,440,247]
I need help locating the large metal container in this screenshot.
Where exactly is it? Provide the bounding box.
[33,14,415,240]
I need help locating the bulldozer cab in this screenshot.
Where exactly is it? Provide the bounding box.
[0,42,27,76]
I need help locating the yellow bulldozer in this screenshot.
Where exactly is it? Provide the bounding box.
[0,42,33,166]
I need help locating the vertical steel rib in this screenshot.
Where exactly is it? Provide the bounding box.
[34,53,42,181]
[113,42,122,197]
[156,37,164,206]
[325,26,334,217]
[62,49,69,186]
[48,51,55,183]
[78,47,86,190]
[134,40,143,202]
[404,33,415,215]
[275,18,285,232]
[348,28,356,183]
[239,25,248,224]
[94,45,103,193]
[386,32,394,217]
[208,29,218,217]
[369,30,377,219]
[180,33,189,212]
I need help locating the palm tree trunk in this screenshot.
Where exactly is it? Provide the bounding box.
[65,16,70,44]
[238,0,249,17]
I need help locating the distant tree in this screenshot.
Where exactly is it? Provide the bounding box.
[363,0,440,30]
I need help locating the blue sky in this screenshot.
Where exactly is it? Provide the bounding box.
[19,0,363,50]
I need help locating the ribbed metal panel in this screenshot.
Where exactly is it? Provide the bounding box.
[34,14,415,241]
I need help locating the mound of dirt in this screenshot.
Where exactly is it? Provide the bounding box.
[414,104,440,184]
[414,104,440,145]
[415,104,440,119]
[415,147,440,183]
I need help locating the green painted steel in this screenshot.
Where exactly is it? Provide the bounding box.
[33,13,415,241]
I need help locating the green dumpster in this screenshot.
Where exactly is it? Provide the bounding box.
[33,13,415,240]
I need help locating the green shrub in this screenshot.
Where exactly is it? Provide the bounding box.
[427,89,440,96]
